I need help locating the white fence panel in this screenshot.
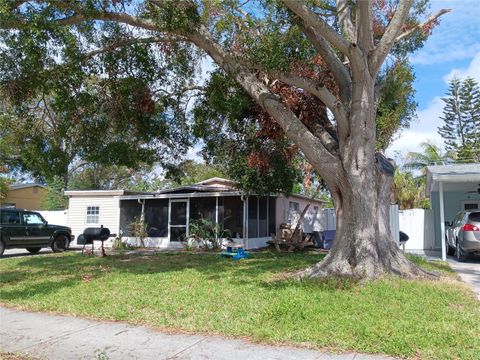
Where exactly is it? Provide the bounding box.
[399,209,435,251]
[390,205,400,244]
[35,210,68,226]
[317,207,433,252]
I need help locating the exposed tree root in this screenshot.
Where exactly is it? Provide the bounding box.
[298,249,437,281]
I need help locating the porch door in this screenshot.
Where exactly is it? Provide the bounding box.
[169,200,188,241]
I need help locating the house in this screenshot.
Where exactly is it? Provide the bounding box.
[64,178,325,249]
[425,163,480,260]
[1,183,48,210]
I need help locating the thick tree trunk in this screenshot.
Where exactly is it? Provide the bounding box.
[301,72,432,280]
[302,172,431,279]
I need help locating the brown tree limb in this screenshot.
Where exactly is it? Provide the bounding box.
[336,0,355,41]
[187,25,343,177]
[300,24,352,101]
[395,8,452,42]
[357,0,374,52]
[370,0,414,75]
[280,0,351,56]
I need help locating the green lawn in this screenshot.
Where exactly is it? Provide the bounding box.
[1,251,479,359]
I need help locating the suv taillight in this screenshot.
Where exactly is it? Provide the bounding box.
[463,224,480,232]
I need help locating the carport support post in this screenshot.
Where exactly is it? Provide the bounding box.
[439,181,446,261]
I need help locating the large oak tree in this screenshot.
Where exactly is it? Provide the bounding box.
[0,0,449,279]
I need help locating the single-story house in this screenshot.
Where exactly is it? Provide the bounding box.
[426,163,480,260]
[64,178,325,249]
[1,183,48,210]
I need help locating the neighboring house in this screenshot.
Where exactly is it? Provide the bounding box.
[425,163,480,260]
[1,184,48,210]
[65,178,325,249]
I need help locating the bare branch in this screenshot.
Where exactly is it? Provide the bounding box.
[81,36,183,61]
[370,0,414,75]
[300,24,352,101]
[280,0,351,56]
[336,0,355,41]
[357,0,374,52]
[395,8,452,42]
[56,12,158,32]
[274,74,347,127]
[187,25,342,172]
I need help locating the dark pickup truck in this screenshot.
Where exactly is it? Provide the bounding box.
[0,208,73,256]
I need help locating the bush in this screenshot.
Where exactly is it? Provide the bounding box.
[185,218,232,250]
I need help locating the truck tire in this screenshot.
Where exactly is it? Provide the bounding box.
[52,235,68,253]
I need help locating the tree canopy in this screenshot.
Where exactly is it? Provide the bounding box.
[0,0,451,279]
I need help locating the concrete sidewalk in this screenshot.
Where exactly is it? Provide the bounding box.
[446,256,480,300]
[0,307,395,360]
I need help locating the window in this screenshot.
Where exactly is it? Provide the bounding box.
[288,201,300,224]
[86,206,100,224]
[23,212,44,225]
[464,203,479,210]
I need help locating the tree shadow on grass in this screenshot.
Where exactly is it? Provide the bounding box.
[0,250,327,296]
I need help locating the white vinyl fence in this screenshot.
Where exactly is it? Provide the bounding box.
[318,205,435,251]
[398,209,435,252]
[35,210,69,227]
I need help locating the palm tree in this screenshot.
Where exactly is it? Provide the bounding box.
[404,141,454,172]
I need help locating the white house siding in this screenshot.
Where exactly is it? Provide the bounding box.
[67,196,120,245]
[275,196,324,233]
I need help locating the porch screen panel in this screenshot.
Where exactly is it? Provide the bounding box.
[268,197,276,236]
[219,196,243,238]
[190,197,216,224]
[144,199,169,237]
[259,197,268,237]
[248,197,258,238]
[119,200,142,236]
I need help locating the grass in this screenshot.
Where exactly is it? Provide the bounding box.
[1,250,479,359]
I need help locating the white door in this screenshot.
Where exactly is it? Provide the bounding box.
[169,200,189,242]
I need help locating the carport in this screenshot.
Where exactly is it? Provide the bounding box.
[426,164,480,260]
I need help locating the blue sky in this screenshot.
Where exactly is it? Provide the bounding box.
[387,0,480,158]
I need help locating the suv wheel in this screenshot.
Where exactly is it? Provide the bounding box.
[456,240,467,262]
[0,240,5,257]
[52,235,68,253]
[26,247,41,254]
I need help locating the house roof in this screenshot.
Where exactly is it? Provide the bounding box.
[64,190,153,197]
[426,163,480,194]
[64,177,324,204]
[9,183,47,190]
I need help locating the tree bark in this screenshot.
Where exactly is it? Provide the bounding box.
[301,77,432,280]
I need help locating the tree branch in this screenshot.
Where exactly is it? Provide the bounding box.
[300,23,352,101]
[56,11,158,32]
[274,74,347,129]
[357,0,374,52]
[370,0,414,75]
[336,0,355,41]
[280,0,351,56]
[81,36,183,61]
[395,8,452,43]
[187,25,342,174]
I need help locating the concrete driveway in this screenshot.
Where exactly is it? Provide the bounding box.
[447,255,480,300]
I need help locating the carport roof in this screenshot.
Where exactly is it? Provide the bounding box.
[426,163,480,194]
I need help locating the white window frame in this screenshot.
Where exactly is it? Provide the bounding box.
[85,205,100,225]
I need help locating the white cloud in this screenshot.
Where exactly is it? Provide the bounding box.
[444,52,480,82]
[388,52,480,158]
[409,1,480,66]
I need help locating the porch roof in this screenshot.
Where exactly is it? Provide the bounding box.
[426,163,480,194]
